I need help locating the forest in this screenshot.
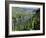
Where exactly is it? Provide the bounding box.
[12,7,40,31]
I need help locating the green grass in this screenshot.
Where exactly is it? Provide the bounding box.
[12,12,40,31]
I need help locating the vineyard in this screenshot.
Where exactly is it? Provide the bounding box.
[12,7,40,31]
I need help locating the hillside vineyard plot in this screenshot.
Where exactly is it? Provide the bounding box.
[12,7,40,31]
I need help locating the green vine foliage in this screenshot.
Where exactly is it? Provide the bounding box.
[12,8,40,31]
